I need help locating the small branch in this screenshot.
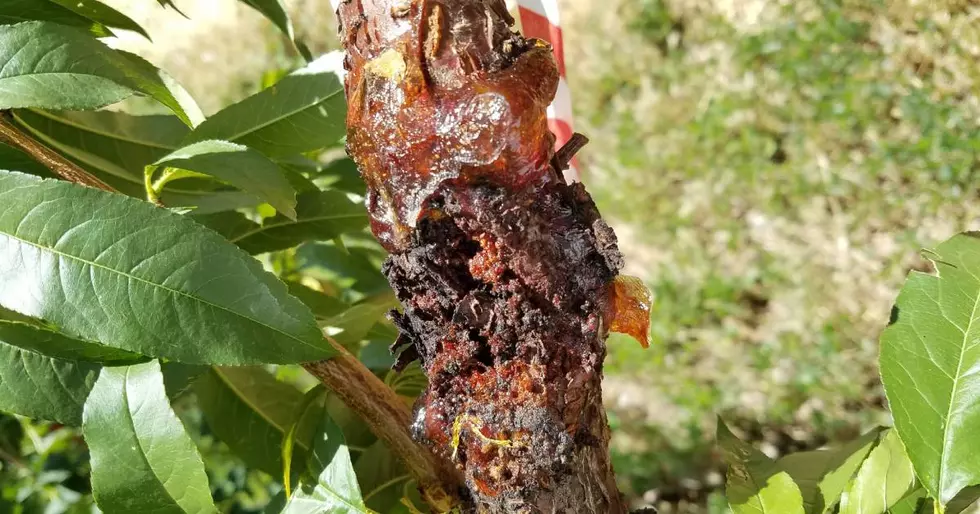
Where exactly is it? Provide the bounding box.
[303,339,464,512]
[0,113,116,192]
[552,132,589,172]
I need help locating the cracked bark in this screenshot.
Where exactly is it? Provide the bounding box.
[337,1,649,512]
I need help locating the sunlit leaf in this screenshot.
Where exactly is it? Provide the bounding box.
[240,0,292,38]
[0,22,135,110]
[152,140,297,219]
[197,190,368,254]
[718,419,805,514]
[0,171,330,365]
[777,428,884,513]
[880,232,980,505]
[184,53,346,156]
[83,361,216,513]
[115,51,204,127]
[0,0,113,37]
[48,0,150,39]
[839,430,917,514]
[0,22,201,124]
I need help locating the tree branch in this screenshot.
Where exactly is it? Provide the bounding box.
[338,0,631,511]
[302,342,464,511]
[0,113,116,192]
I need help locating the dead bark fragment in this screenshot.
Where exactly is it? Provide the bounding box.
[337,1,647,511]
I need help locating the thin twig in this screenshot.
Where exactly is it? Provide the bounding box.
[302,338,464,512]
[552,132,589,172]
[0,113,116,192]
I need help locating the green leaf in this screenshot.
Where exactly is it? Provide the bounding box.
[155,0,187,17]
[48,0,151,39]
[161,362,207,400]
[198,190,368,254]
[9,108,225,201]
[295,240,390,298]
[310,157,366,196]
[240,0,293,38]
[839,430,918,514]
[0,171,330,365]
[777,428,884,513]
[948,486,980,514]
[83,360,216,514]
[8,111,261,209]
[286,281,350,320]
[115,51,205,127]
[283,385,327,495]
[354,441,413,513]
[718,419,806,514]
[0,326,100,425]
[887,490,928,514]
[184,53,346,156]
[195,367,311,477]
[11,109,187,185]
[323,293,399,346]
[0,22,135,110]
[0,23,201,124]
[152,140,297,219]
[890,487,980,514]
[0,319,144,364]
[880,232,980,505]
[283,407,369,514]
[0,0,113,37]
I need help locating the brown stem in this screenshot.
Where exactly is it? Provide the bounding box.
[2,108,463,510]
[302,342,464,511]
[0,113,116,192]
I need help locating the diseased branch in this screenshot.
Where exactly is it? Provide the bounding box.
[338,0,640,512]
[4,110,465,511]
[0,113,116,192]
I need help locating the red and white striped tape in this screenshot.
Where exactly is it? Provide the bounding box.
[512,0,578,182]
[330,0,578,182]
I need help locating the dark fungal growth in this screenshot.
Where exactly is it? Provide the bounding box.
[336,0,650,512]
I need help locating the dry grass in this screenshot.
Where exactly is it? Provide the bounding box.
[560,0,980,509]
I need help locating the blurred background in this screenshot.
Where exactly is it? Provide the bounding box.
[5,0,980,512]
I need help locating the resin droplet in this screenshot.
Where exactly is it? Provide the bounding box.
[607,275,652,348]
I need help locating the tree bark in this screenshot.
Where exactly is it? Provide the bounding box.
[337,1,635,512]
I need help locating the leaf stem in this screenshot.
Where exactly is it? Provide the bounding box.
[0,113,116,192]
[144,166,163,205]
[302,338,464,512]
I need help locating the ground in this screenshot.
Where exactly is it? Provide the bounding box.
[106,0,980,511]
